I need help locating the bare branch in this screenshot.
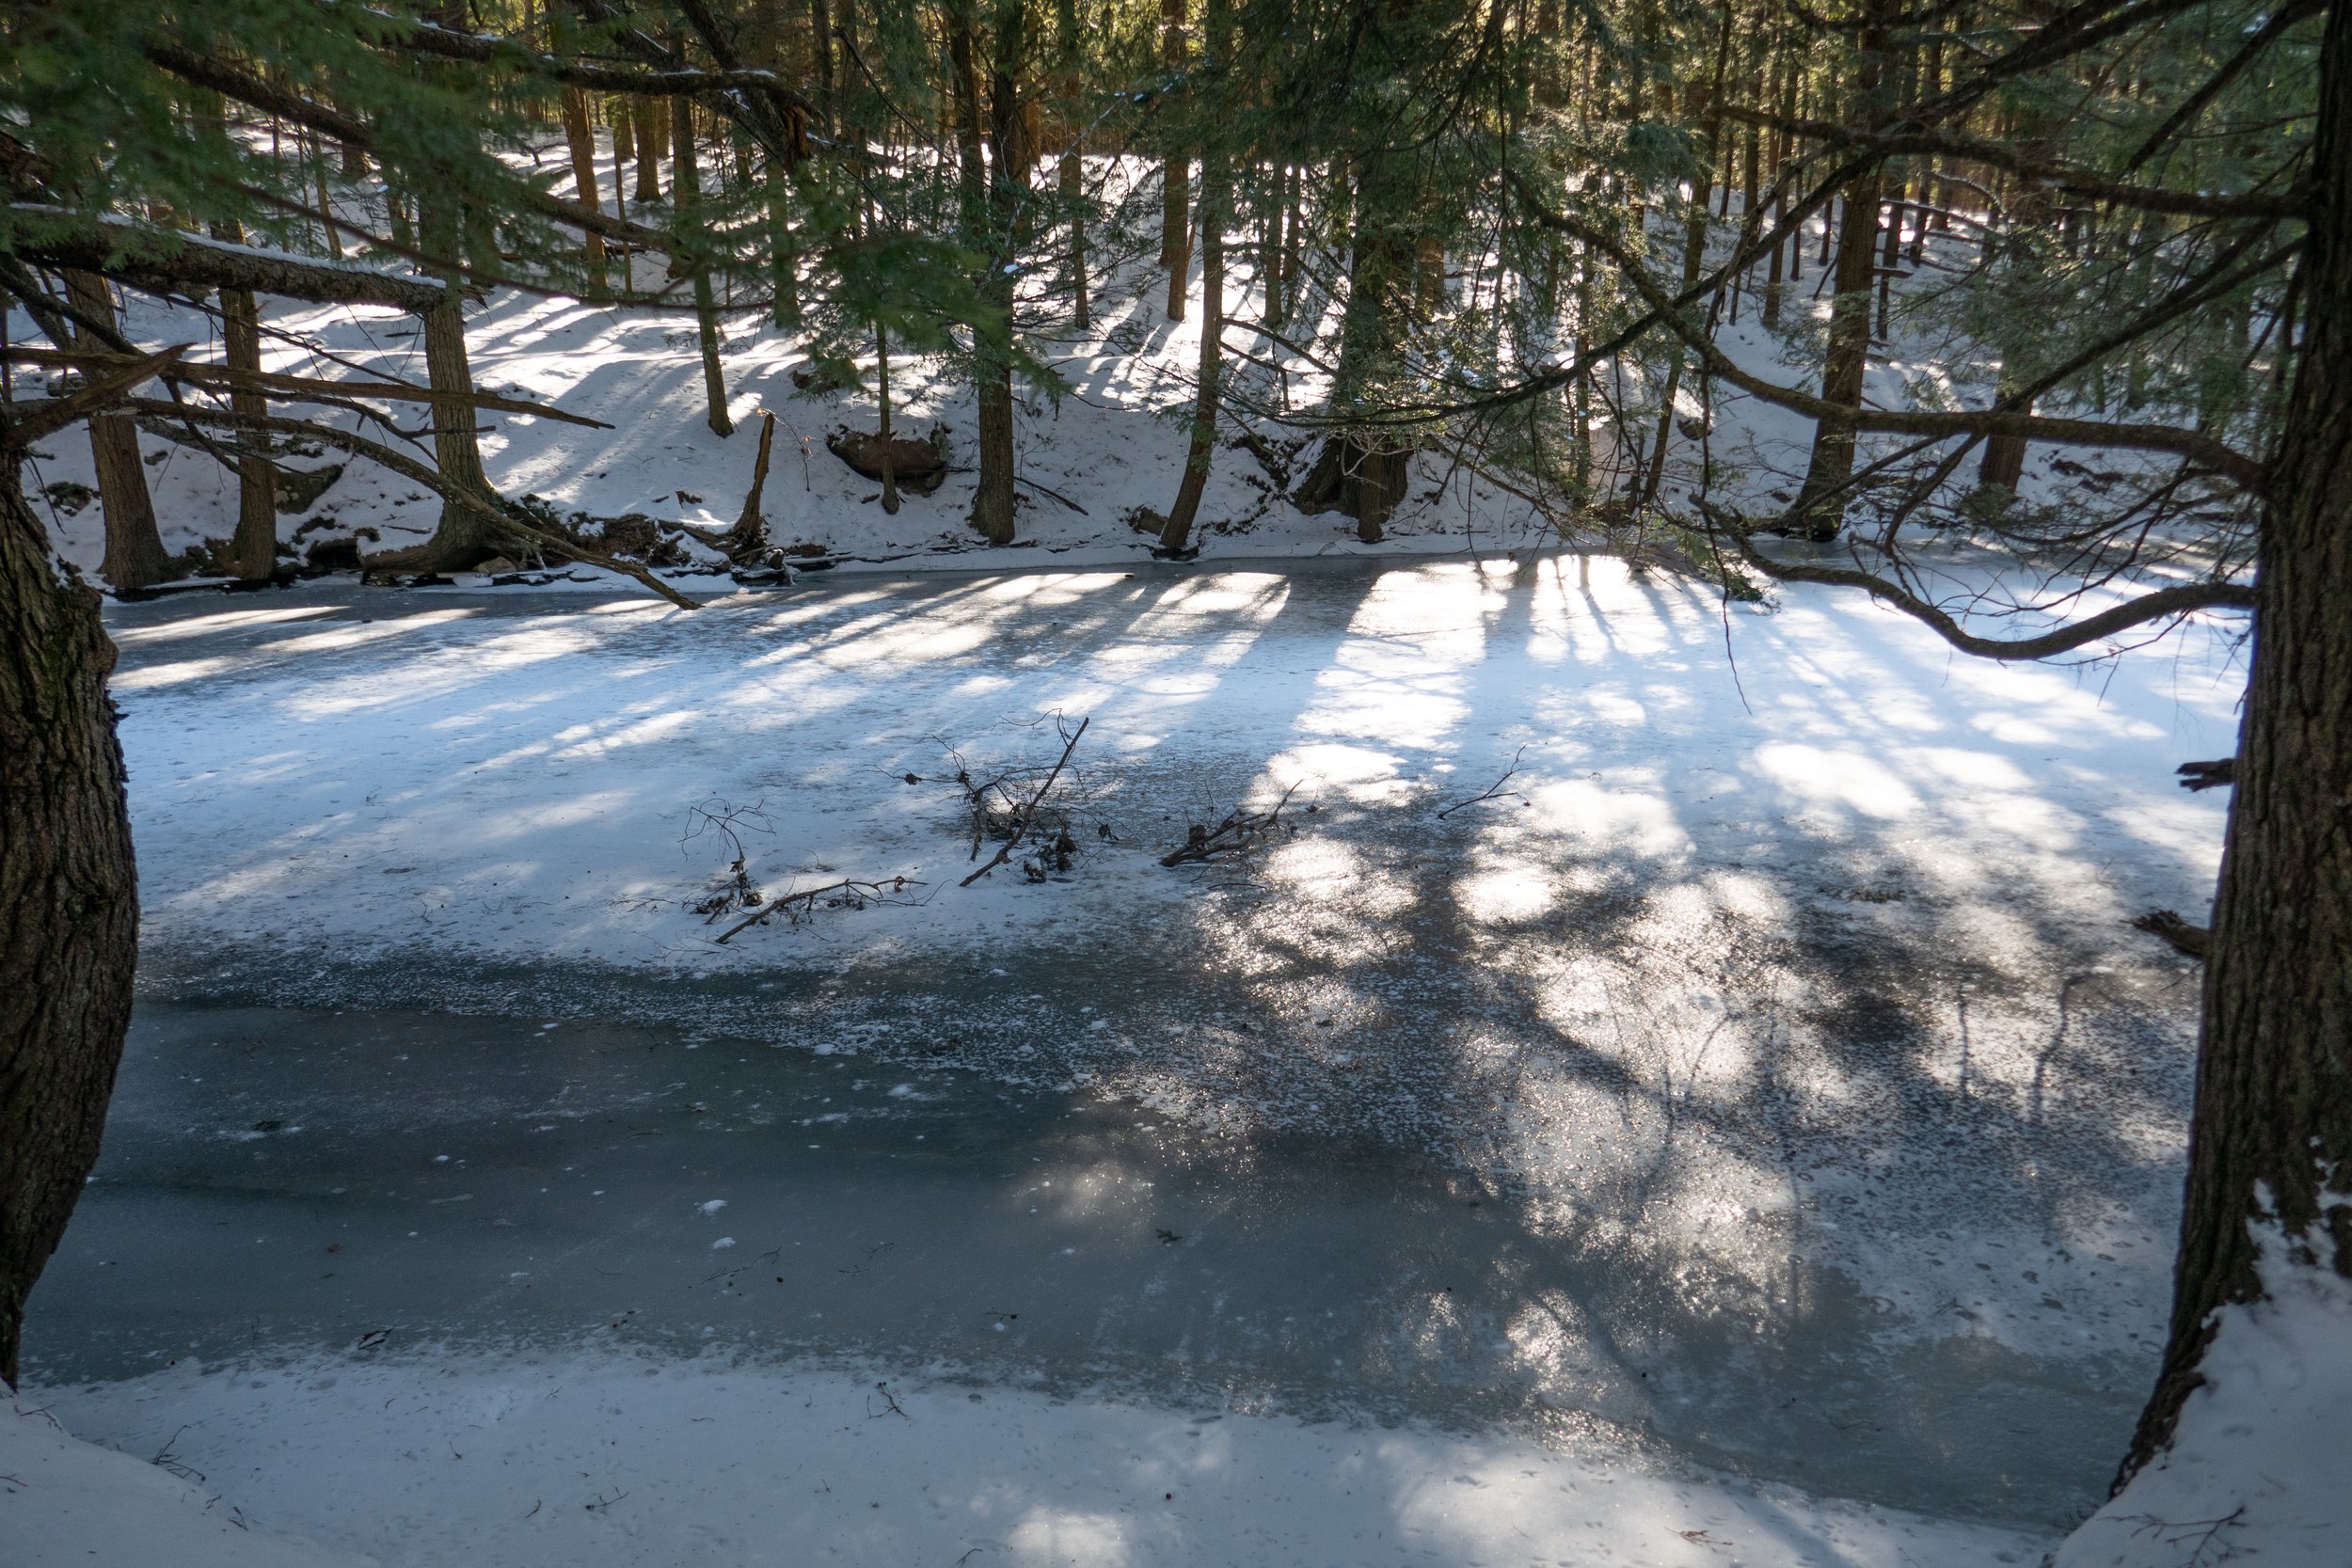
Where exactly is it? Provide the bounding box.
[1701,501,2252,661]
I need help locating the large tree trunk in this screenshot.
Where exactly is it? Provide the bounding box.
[208,222,279,584]
[60,273,171,593]
[364,192,510,573]
[1158,0,1190,319]
[560,87,610,289]
[1791,16,1886,540]
[2120,0,2352,1481]
[671,105,735,437]
[1311,149,1418,543]
[633,98,666,203]
[952,0,1017,546]
[0,457,139,1387]
[1158,0,1230,554]
[1791,184,1883,536]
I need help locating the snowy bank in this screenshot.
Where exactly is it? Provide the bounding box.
[29,1351,2055,1568]
[0,1398,374,1566]
[2053,1234,2352,1568]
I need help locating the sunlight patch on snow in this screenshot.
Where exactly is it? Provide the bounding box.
[1752,743,1925,820]
[1524,779,1692,860]
[112,604,342,643]
[111,655,242,690]
[1263,742,1411,806]
[1452,864,1554,925]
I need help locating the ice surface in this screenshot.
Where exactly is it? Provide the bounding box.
[20,557,2248,1560]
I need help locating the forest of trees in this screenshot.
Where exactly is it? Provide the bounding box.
[0,0,2343,1508]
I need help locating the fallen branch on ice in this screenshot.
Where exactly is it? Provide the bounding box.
[1436,746,1530,818]
[1160,782,1302,866]
[2132,909,2210,960]
[714,876,921,942]
[961,717,1089,887]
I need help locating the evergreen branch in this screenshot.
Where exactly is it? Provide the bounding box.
[2122,0,2327,172]
[1717,107,2309,221]
[1505,171,2271,493]
[4,347,611,429]
[10,209,443,309]
[335,1,814,112]
[138,41,678,254]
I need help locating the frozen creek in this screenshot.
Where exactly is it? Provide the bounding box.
[23,554,2235,1561]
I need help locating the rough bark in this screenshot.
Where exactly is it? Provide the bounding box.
[21,223,442,311]
[0,454,138,1388]
[560,87,610,287]
[363,187,507,575]
[952,0,1017,545]
[1792,10,1889,539]
[672,104,735,437]
[1159,0,1228,554]
[208,221,279,583]
[1158,0,1189,300]
[634,98,667,202]
[2122,0,2352,1482]
[1792,182,1883,535]
[1324,151,1415,541]
[1977,368,2031,494]
[60,273,171,593]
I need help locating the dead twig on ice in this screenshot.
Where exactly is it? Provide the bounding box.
[1436,745,1530,818]
[1160,782,1303,866]
[714,875,922,942]
[683,797,773,919]
[961,716,1090,887]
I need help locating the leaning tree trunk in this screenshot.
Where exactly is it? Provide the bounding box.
[2120,0,2352,1482]
[0,454,139,1387]
[1159,52,1228,555]
[61,272,172,593]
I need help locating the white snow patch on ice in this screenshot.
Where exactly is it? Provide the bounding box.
[26,1353,2057,1568]
[0,1399,373,1566]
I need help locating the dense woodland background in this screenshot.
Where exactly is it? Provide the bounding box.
[0,0,2344,1524]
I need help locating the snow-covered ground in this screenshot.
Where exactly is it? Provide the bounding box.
[13,1353,2058,1568]
[2056,1235,2352,1568]
[21,150,2131,584]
